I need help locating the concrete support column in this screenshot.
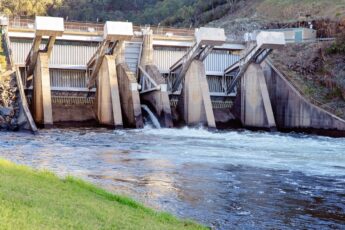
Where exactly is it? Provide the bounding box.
[115,40,143,128]
[32,52,53,127]
[177,60,216,128]
[116,41,126,65]
[94,55,123,128]
[241,63,276,130]
[116,63,143,128]
[140,29,154,66]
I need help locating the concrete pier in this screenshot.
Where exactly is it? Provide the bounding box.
[117,64,143,128]
[88,21,136,128]
[177,60,216,127]
[240,63,276,130]
[170,27,226,128]
[139,29,173,127]
[94,55,123,128]
[32,53,53,127]
[27,16,64,127]
[116,41,143,128]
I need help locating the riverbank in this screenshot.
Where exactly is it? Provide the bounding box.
[0,159,205,229]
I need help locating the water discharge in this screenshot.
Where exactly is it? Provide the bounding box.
[141,105,161,128]
[0,127,344,229]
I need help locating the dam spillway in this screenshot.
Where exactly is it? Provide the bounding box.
[6,17,241,129]
[2,16,345,135]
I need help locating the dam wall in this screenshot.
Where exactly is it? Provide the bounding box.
[262,61,345,136]
[7,17,344,136]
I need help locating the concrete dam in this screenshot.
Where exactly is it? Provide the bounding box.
[1,16,345,136]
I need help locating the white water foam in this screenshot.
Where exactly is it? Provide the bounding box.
[138,126,345,177]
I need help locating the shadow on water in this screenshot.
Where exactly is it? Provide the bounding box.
[0,127,344,229]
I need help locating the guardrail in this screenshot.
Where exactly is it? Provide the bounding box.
[8,17,195,37]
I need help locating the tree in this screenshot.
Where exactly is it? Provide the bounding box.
[0,0,62,17]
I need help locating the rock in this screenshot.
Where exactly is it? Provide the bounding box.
[10,118,18,130]
[9,79,17,88]
[5,116,11,123]
[0,106,14,116]
[10,87,18,92]
[0,115,8,129]
[0,115,5,124]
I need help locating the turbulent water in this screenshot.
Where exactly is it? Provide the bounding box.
[0,127,344,229]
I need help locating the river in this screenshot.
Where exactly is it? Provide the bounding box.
[0,127,344,229]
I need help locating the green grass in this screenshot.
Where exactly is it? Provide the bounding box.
[0,159,206,230]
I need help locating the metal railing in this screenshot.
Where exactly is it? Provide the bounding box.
[8,17,194,36]
[9,17,104,33]
[138,65,160,94]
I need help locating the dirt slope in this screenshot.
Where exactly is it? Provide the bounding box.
[270,41,345,120]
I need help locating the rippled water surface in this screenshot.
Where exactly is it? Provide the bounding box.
[0,127,345,229]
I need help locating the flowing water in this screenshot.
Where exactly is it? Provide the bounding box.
[0,127,344,229]
[141,105,161,128]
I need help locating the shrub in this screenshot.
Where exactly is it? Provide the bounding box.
[0,35,7,72]
[326,32,345,54]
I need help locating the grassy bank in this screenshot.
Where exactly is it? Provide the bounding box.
[0,159,206,229]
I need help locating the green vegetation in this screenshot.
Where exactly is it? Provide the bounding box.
[0,0,62,16]
[0,0,242,26]
[1,0,344,27]
[0,32,7,73]
[47,0,242,26]
[326,33,345,55]
[0,159,206,230]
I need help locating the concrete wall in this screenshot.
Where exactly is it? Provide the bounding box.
[302,28,317,40]
[52,103,95,124]
[262,61,345,135]
[263,28,317,43]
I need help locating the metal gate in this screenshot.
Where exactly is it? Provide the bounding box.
[125,42,142,75]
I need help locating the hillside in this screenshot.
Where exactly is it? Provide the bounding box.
[1,0,344,30]
[207,0,345,40]
[270,39,345,120]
